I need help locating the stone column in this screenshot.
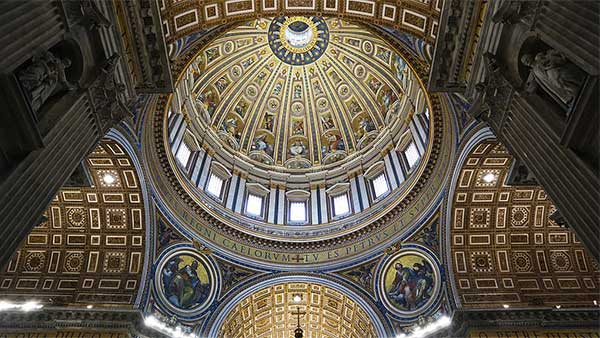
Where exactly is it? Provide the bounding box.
[431,0,600,260]
[0,54,133,269]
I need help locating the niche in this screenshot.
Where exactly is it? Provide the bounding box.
[518,38,587,121]
[15,39,84,119]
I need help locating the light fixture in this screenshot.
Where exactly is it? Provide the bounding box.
[395,316,452,338]
[594,300,598,306]
[555,305,561,309]
[0,300,43,312]
[293,294,302,303]
[482,173,496,183]
[293,306,305,338]
[86,305,94,309]
[102,173,116,184]
[144,315,197,338]
[502,304,510,309]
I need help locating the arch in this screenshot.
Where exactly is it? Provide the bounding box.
[0,134,151,309]
[105,128,156,308]
[445,134,600,310]
[204,273,391,338]
[442,126,495,309]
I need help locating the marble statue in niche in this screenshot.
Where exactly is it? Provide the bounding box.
[521,49,585,111]
[18,51,76,112]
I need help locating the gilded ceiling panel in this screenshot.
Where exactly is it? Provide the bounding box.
[0,140,146,307]
[450,141,600,309]
[159,0,442,44]
[219,282,378,338]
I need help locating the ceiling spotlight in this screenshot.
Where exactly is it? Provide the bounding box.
[555,305,561,309]
[502,304,510,309]
[293,295,302,303]
[594,300,598,306]
[102,173,116,184]
[86,305,94,309]
[482,173,496,183]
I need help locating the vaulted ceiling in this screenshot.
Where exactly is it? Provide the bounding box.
[449,140,600,309]
[0,140,147,308]
[219,281,378,338]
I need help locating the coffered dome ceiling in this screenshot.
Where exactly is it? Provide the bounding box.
[153,15,450,269]
[189,17,418,172]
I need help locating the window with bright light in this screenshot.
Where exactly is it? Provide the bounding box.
[175,142,192,167]
[372,173,389,199]
[245,194,263,217]
[289,201,307,222]
[333,194,350,217]
[404,142,420,169]
[206,173,224,198]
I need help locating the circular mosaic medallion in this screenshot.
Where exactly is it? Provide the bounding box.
[154,248,218,317]
[268,16,329,66]
[378,249,441,316]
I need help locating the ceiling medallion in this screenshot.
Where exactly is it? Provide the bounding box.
[153,246,219,319]
[377,248,441,317]
[268,16,329,65]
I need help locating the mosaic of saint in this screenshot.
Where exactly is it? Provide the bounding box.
[383,253,436,313]
[161,254,211,310]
